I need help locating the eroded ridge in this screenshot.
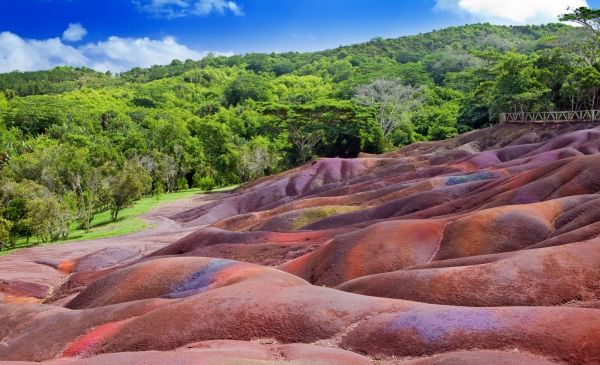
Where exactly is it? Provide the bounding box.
[2,123,600,365]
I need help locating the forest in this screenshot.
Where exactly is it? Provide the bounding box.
[1,7,600,247]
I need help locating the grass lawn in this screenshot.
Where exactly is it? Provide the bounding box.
[1,186,235,255]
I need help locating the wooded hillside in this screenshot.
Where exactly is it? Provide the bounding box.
[1,19,598,245]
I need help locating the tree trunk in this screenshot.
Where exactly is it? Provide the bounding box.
[112,208,120,222]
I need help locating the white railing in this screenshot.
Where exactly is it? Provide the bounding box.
[500,110,600,123]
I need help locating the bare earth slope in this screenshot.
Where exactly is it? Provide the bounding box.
[1,123,600,365]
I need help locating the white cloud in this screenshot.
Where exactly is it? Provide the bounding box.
[435,0,589,24]
[62,23,87,42]
[0,31,231,73]
[135,0,243,18]
[82,36,207,71]
[194,0,243,16]
[0,32,88,72]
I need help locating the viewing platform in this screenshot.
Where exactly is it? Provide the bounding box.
[500,110,600,124]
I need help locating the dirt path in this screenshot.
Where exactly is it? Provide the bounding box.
[0,192,220,288]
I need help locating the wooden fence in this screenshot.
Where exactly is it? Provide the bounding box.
[500,110,600,124]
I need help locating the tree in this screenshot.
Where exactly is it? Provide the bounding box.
[245,53,273,73]
[560,7,600,36]
[224,74,271,106]
[239,136,281,181]
[0,179,49,244]
[0,178,72,243]
[272,59,295,76]
[107,161,151,221]
[535,48,577,109]
[267,100,383,162]
[288,122,325,164]
[75,166,112,231]
[326,61,354,83]
[559,7,600,66]
[422,49,482,85]
[354,78,423,142]
[413,103,460,141]
[491,53,549,114]
[0,217,13,250]
[26,196,71,242]
[0,91,7,110]
[273,75,333,104]
[2,96,70,135]
[2,197,32,244]
[543,27,598,67]
[192,120,240,185]
[561,66,600,110]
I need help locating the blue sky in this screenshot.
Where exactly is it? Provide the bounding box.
[0,0,598,72]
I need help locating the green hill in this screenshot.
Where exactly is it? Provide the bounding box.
[0,22,596,246]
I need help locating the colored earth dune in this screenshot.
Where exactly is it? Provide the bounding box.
[2,122,600,364]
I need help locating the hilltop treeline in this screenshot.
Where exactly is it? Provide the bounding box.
[0,21,598,245]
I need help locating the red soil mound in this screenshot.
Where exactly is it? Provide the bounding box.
[2,123,600,364]
[0,280,47,303]
[1,341,373,364]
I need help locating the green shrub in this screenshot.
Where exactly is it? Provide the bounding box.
[195,175,216,192]
[176,177,189,191]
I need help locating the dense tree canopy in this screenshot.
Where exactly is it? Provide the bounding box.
[1,15,599,245]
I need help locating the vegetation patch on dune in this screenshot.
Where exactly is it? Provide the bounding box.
[290,206,364,230]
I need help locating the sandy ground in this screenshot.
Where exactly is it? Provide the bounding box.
[0,192,222,288]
